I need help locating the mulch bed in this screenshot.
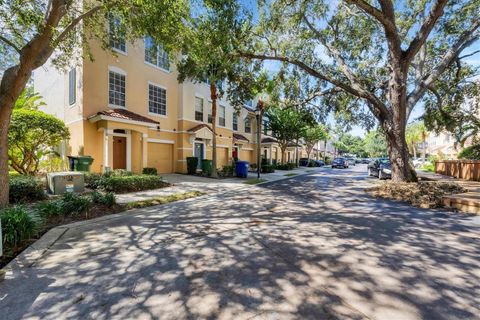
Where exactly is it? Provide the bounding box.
[366,181,466,209]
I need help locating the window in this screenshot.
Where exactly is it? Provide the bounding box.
[68,68,76,105]
[263,119,268,135]
[233,113,238,131]
[144,36,170,70]
[244,99,254,108]
[109,71,126,107]
[195,97,204,121]
[148,84,166,116]
[219,106,226,127]
[109,14,126,53]
[207,102,212,123]
[245,118,251,133]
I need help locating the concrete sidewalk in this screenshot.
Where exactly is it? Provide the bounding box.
[115,166,321,204]
[418,170,480,213]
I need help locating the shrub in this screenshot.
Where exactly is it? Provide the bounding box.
[1,206,39,252]
[458,145,480,160]
[142,167,158,175]
[219,165,234,177]
[109,169,132,177]
[187,157,198,174]
[90,191,116,208]
[276,163,296,170]
[35,200,63,219]
[9,175,45,204]
[99,175,168,193]
[84,173,102,190]
[261,164,275,173]
[61,192,92,215]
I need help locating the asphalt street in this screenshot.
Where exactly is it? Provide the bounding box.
[1,165,479,320]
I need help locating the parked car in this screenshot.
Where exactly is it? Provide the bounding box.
[362,158,371,164]
[332,158,349,169]
[346,158,356,166]
[314,160,325,167]
[412,158,431,168]
[299,158,310,166]
[367,158,391,179]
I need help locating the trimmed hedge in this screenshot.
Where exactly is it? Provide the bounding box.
[142,167,158,175]
[9,175,45,204]
[275,163,296,170]
[261,164,275,173]
[99,174,168,193]
[84,173,103,190]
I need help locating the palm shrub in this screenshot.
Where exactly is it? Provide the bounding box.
[35,200,63,219]
[1,206,39,253]
[90,191,116,208]
[9,175,45,204]
[186,157,198,174]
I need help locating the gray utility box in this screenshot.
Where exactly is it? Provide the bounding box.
[47,172,85,195]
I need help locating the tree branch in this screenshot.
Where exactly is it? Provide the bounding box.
[52,5,102,47]
[0,35,21,54]
[403,0,448,65]
[407,19,480,116]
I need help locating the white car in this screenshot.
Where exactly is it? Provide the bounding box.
[412,158,431,168]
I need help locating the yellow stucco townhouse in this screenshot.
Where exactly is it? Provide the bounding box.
[34,29,285,174]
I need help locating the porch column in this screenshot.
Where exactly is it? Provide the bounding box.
[142,133,148,169]
[103,129,114,172]
[269,144,273,165]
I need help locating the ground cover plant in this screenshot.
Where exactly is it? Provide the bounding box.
[367,182,466,209]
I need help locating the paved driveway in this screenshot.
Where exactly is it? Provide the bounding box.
[1,166,479,320]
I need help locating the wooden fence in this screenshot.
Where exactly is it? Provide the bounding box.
[435,160,480,181]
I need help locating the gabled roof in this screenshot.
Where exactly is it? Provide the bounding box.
[233,133,249,142]
[188,123,214,133]
[89,108,159,126]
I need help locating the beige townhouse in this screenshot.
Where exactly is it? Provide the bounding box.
[34,27,285,174]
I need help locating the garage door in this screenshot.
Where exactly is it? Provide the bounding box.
[240,150,253,163]
[147,143,173,173]
[216,147,229,168]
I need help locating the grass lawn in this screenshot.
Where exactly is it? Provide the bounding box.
[125,191,204,209]
[244,178,267,185]
[284,173,298,177]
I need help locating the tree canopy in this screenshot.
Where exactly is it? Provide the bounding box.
[240,0,480,181]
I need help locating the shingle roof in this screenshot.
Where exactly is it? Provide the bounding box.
[92,108,159,125]
[261,137,277,143]
[233,133,249,142]
[188,124,213,133]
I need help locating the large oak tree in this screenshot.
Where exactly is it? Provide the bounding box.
[241,0,480,182]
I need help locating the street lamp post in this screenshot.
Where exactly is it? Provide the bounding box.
[255,100,264,179]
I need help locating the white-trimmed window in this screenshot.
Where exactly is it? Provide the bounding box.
[195,97,204,121]
[244,118,251,133]
[68,68,76,105]
[219,106,226,127]
[148,84,166,116]
[109,71,126,107]
[144,36,170,70]
[233,113,238,131]
[109,15,126,53]
[207,102,212,123]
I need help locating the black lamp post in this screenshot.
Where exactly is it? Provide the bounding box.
[255,100,264,179]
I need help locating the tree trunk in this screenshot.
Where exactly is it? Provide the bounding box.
[281,145,287,163]
[383,120,417,182]
[210,83,218,178]
[324,139,328,161]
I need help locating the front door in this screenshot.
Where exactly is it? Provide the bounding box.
[113,136,127,169]
[194,143,204,169]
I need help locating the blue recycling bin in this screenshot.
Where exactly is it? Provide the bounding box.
[235,161,249,178]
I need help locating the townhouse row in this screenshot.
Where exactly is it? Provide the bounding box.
[34,34,310,174]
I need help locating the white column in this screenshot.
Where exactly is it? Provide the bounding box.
[126,131,132,171]
[269,144,273,165]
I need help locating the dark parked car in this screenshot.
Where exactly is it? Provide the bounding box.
[332,158,349,169]
[367,158,391,179]
[314,160,325,167]
[299,158,310,166]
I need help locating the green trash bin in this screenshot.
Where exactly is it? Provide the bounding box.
[201,159,212,176]
[76,156,94,172]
